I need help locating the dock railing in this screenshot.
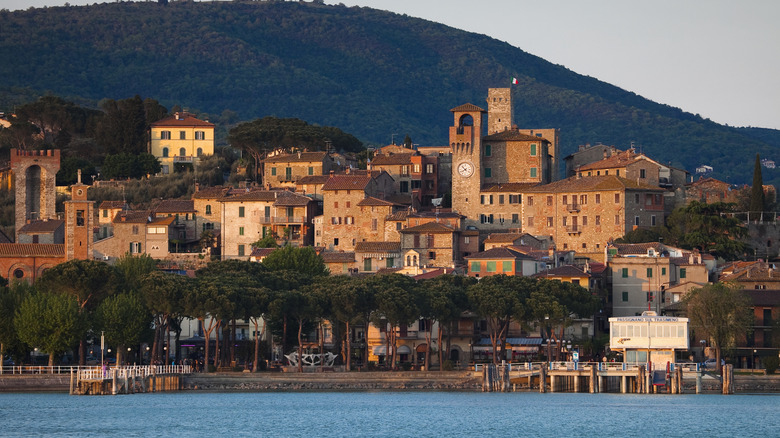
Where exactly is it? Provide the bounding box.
[474,362,703,373]
[78,365,192,381]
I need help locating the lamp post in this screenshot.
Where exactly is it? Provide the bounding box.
[753,349,758,372]
[699,339,706,362]
[127,347,132,365]
[101,331,105,369]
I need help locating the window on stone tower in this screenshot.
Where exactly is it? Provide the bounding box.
[76,210,85,226]
[484,168,492,178]
[530,167,537,178]
[530,144,537,156]
[484,144,492,157]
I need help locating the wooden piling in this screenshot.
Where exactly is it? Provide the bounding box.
[539,366,547,393]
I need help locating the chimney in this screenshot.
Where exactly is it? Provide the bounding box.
[77,169,82,184]
[194,182,200,192]
[297,150,302,159]
[329,170,335,177]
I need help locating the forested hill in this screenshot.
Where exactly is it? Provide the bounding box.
[0,1,776,186]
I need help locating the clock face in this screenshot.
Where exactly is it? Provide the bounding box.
[457,162,474,178]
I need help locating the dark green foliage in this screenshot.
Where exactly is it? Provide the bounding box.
[0,2,775,187]
[615,227,664,244]
[764,354,779,374]
[261,246,328,277]
[101,152,161,179]
[57,156,97,186]
[750,153,765,213]
[662,201,748,260]
[14,291,82,367]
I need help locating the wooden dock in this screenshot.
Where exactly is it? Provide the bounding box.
[71,365,192,395]
[480,362,730,394]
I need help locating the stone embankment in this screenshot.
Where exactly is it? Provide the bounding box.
[183,371,483,392]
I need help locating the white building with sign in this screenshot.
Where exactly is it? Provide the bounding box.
[609,311,688,369]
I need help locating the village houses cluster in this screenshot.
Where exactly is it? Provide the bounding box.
[0,88,774,368]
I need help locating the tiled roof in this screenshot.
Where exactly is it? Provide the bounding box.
[192,186,230,199]
[0,243,65,257]
[400,222,455,234]
[221,190,279,202]
[296,175,331,185]
[523,175,664,193]
[484,130,547,142]
[686,177,731,188]
[114,210,153,224]
[370,153,414,166]
[450,103,485,113]
[250,247,277,259]
[412,268,456,280]
[481,182,540,192]
[264,151,328,164]
[149,216,175,226]
[465,247,534,260]
[408,210,464,219]
[320,251,356,263]
[577,150,646,171]
[18,219,64,233]
[533,265,590,278]
[385,194,413,206]
[150,113,214,127]
[484,233,524,243]
[358,197,397,207]
[386,210,412,221]
[273,192,312,206]
[98,201,128,209]
[155,199,196,213]
[355,241,401,253]
[612,242,663,255]
[321,174,373,191]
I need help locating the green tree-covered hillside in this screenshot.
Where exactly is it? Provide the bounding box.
[0,1,776,186]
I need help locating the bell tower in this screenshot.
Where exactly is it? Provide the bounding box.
[449,103,485,226]
[65,169,94,260]
[10,149,60,242]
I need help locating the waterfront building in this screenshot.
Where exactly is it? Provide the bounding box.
[609,311,689,367]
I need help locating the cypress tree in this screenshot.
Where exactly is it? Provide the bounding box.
[749,153,765,213]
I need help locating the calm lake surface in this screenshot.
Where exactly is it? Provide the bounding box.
[0,391,777,437]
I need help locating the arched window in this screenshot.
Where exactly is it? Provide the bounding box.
[197,147,203,157]
[406,255,411,266]
[179,148,186,157]
[205,205,212,215]
[413,255,418,266]
[162,147,169,158]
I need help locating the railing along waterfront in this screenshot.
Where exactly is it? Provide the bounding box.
[78,365,191,381]
[473,361,703,372]
[0,364,192,377]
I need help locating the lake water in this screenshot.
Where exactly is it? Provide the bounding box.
[0,391,777,437]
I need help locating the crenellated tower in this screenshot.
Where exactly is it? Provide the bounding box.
[10,149,60,242]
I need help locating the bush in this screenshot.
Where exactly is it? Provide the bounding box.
[442,360,454,371]
[763,354,779,374]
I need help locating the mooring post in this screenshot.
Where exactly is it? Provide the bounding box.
[539,366,547,393]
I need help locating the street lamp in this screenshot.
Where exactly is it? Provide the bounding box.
[754,349,758,372]
[700,339,706,362]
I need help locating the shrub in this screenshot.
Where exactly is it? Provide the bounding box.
[764,355,779,374]
[442,360,454,371]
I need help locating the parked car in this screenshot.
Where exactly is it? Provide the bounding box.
[702,358,725,369]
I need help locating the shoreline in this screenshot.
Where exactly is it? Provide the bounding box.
[2,371,779,394]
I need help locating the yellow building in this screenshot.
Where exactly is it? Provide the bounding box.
[149,112,215,174]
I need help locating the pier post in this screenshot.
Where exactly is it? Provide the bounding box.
[112,370,117,395]
[621,375,627,393]
[590,367,597,393]
[574,375,580,393]
[696,372,701,394]
[550,373,556,393]
[539,367,547,393]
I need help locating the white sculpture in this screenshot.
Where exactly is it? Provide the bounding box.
[284,352,338,367]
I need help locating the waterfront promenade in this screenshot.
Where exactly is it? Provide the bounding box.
[1,365,779,393]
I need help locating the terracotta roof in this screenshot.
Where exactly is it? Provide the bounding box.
[523,175,664,193]
[321,174,373,191]
[320,251,356,263]
[358,197,397,207]
[114,210,153,224]
[408,210,464,219]
[155,199,196,213]
[465,247,534,260]
[264,151,328,164]
[400,222,455,234]
[192,186,231,199]
[273,192,312,207]
[481,182,540,192]
[588,262,608,275]
[484,130,547,142]
[150,113,214,128]
[612,242,663,255]
[385,194,413,206]
[0,243,65,257]
[98,201,127,209]
[533,265,590,279]
[412,268,455,280]
[484,233,524,243]
[221,190,279,202]
[297,175,331,185]
[386,210,412,221]
[686,177,731,188]
[450,103,486,113]
[370,153,414,166]
[577,150,646,171]
[250,247,277,259]
[149,216,175,226]
[18,219,64,233]
[355,241,401,253]
[375,267,403,275]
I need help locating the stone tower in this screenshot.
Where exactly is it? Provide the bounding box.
[10,149,60,242]
[64,170,94,260]
[449,103,485,227]
[487,88,512,134]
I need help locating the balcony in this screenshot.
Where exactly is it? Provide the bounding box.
[566,225,582,234]
[566,203,580,212]
[273,216,305,224]
[173,155,195,163]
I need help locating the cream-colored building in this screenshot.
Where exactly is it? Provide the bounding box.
[609,312,689,368]
[149,112,214,174]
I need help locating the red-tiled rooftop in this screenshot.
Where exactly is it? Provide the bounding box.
[321,174,373,191]
[18,219,64,233]
[0,243,65,257]
[319,251,356,263]
[400,222,455,233]
[465,247,534,260]
[150,112,214,127]
[355,241,401,252]
[264,151,328,164]
[155,199,196,213]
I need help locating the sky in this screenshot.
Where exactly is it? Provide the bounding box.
[5,0,780,130]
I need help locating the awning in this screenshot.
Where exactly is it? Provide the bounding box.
[397,345,411,355]
[373,346,388,355]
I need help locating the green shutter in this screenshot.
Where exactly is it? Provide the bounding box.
[680,268,686,279]
[503,261,512,272]
[622,268,628,278]
[486,261,496,272]
[470,261,480,272]
[530,144,537,156]
[647,268,652,278]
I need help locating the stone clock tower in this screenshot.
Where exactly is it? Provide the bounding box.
[65,170,94,260]
[449,103,485,227]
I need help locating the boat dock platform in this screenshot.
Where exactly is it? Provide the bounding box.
[71,365,192,395]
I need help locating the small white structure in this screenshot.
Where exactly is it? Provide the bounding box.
[609,311,688,369]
